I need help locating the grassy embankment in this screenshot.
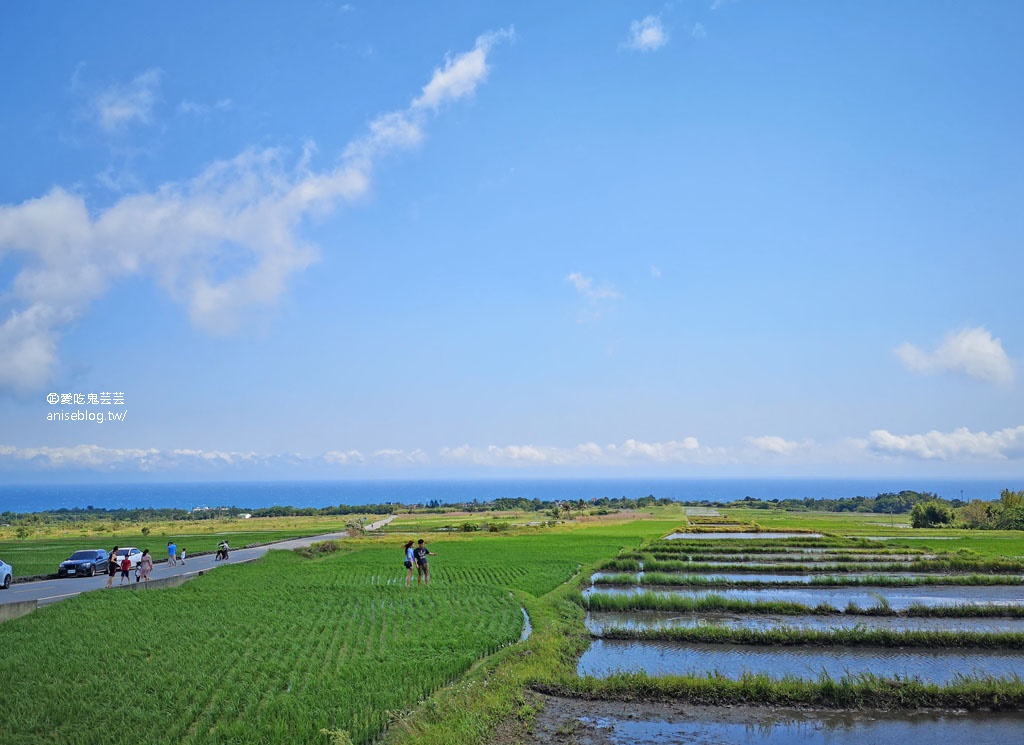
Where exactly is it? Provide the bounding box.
[592,571,1024,587]
[599,625,1024,648]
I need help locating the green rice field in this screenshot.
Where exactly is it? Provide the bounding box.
[3,508,1024,744]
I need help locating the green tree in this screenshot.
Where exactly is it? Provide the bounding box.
[1000,489,1024,510]
[996,506,1024,531]
[911,500,954,528]
[958,499,995,529]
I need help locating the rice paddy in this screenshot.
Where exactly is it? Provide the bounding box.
[4,508,1024,744]
[571,524,1024,722]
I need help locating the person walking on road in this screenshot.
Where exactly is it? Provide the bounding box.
[139,549,154,583]
[178,547,186,565]
[106,546,119,588]
[403,541,415,587]
[167,541,177,567]
[412,539,435,586]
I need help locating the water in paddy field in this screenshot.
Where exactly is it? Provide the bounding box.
[583,584,1024,610]
[531,700,1024,745]
[591,572,950,584]
[665,532,824,540]
[585,611,1024,634]
[577,639,1024,684]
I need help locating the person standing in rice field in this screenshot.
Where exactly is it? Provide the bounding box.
[412,539,435,586]
[403,541,415,587]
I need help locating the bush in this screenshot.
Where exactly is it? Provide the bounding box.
[996,507,1024,531]
[911,500,954,528]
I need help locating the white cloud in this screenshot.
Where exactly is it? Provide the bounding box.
[650,265,662,279]
[324,449,365,465]
[624,16,668,52]
[692,22,708,38]
[93,69,162,132]
[746,435,807,455]
[440,438,717,467]
[895,327,1013,384]
[711,0,738,10]
[371,448,429,465]
[867,425,1024,461]
[566,272,622,300]
[412,28,514,111]
[0,32,510,392]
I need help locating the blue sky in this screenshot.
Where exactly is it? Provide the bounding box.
[1,1,1022,482]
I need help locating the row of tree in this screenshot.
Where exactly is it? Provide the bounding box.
[706,491,957,514]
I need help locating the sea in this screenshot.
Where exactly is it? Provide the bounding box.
[0,478,1015,514]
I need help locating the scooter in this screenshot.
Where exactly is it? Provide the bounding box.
[215,543,230,561]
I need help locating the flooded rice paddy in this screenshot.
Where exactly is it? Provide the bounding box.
[577,639,1023,683]
[583,584,1024,609]
[550,529,1024,745]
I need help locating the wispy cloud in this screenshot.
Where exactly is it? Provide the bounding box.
[745,435,809,456]
[623,16,668,52]
[866,425,1024,461]
[440,438,719,467]
[92,69,163,132]
[691,22,708,39]
[566,272,622,300]
[895,327,1013,384]
[178,98,233,116]
[412,28,515,111]
[0,31,510,393]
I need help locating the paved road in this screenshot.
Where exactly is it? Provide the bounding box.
[1,515,394,607]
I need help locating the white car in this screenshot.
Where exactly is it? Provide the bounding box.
[113,547,143,570]
[0,557,12,589]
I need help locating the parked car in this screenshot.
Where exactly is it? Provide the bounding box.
[0,557,12,589]
[113,547,142,570]
[58,549,110,578]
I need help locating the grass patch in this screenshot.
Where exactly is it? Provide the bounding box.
[539,670,1024,711]
[598,625,1024,649]
[591,572,1024,588]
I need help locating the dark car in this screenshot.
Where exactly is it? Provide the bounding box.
[58,549,110,577]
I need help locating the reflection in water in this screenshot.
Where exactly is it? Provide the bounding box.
[578,639,1024,684]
